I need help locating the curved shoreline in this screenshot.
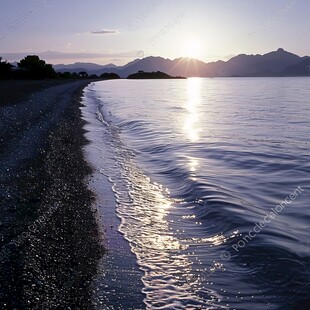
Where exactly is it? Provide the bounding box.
[0,80,104,309]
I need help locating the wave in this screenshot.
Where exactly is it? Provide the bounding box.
[83,79,310,309]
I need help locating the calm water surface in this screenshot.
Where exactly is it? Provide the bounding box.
[82,78,310,309]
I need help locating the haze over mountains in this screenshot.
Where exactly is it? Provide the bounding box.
[53,49,310,77]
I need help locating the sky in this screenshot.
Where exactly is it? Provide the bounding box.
[0,0,309,65]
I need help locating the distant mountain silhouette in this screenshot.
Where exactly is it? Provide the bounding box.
[53,62,118,73]
[224,48,308,76]
[281,57,310,76]
[123,57,174,76]
[52,49,309,77]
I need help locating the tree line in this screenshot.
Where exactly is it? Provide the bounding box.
[0,55,120,80]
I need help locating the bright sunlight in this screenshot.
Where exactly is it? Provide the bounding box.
[182,40,202,59]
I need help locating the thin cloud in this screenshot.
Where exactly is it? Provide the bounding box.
[91,29,118,34]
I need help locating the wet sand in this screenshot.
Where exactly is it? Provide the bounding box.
[0,80,104,309]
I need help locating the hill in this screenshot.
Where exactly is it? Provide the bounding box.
[53,62,117,73]
[52,49,310,78]
[282,57,310,76]
[127,71,186,79]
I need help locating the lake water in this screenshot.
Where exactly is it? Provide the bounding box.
[82,78,310,310]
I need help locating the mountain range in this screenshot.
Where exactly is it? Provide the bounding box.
[53,49,310,77]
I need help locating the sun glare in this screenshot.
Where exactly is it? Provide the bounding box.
[183,40,202,59]
[184,78,201,142]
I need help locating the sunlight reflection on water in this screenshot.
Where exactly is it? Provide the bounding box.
[84,78,310,309]
[184,78,201,142]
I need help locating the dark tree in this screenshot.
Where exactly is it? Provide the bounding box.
[100,72,120,79]
[0,57,13,79]
[78,71,88,78]
[18,55,56,79]
[58,71,72,79]
[71,72,79,78]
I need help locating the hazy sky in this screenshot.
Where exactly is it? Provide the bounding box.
[0,0,309,65]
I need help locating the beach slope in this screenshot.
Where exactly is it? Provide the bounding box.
[0,80,103,309]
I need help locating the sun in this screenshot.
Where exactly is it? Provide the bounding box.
[183,40,202,59]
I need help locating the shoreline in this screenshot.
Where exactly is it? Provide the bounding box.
[0,80,104,308]
[81,82,146,308]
